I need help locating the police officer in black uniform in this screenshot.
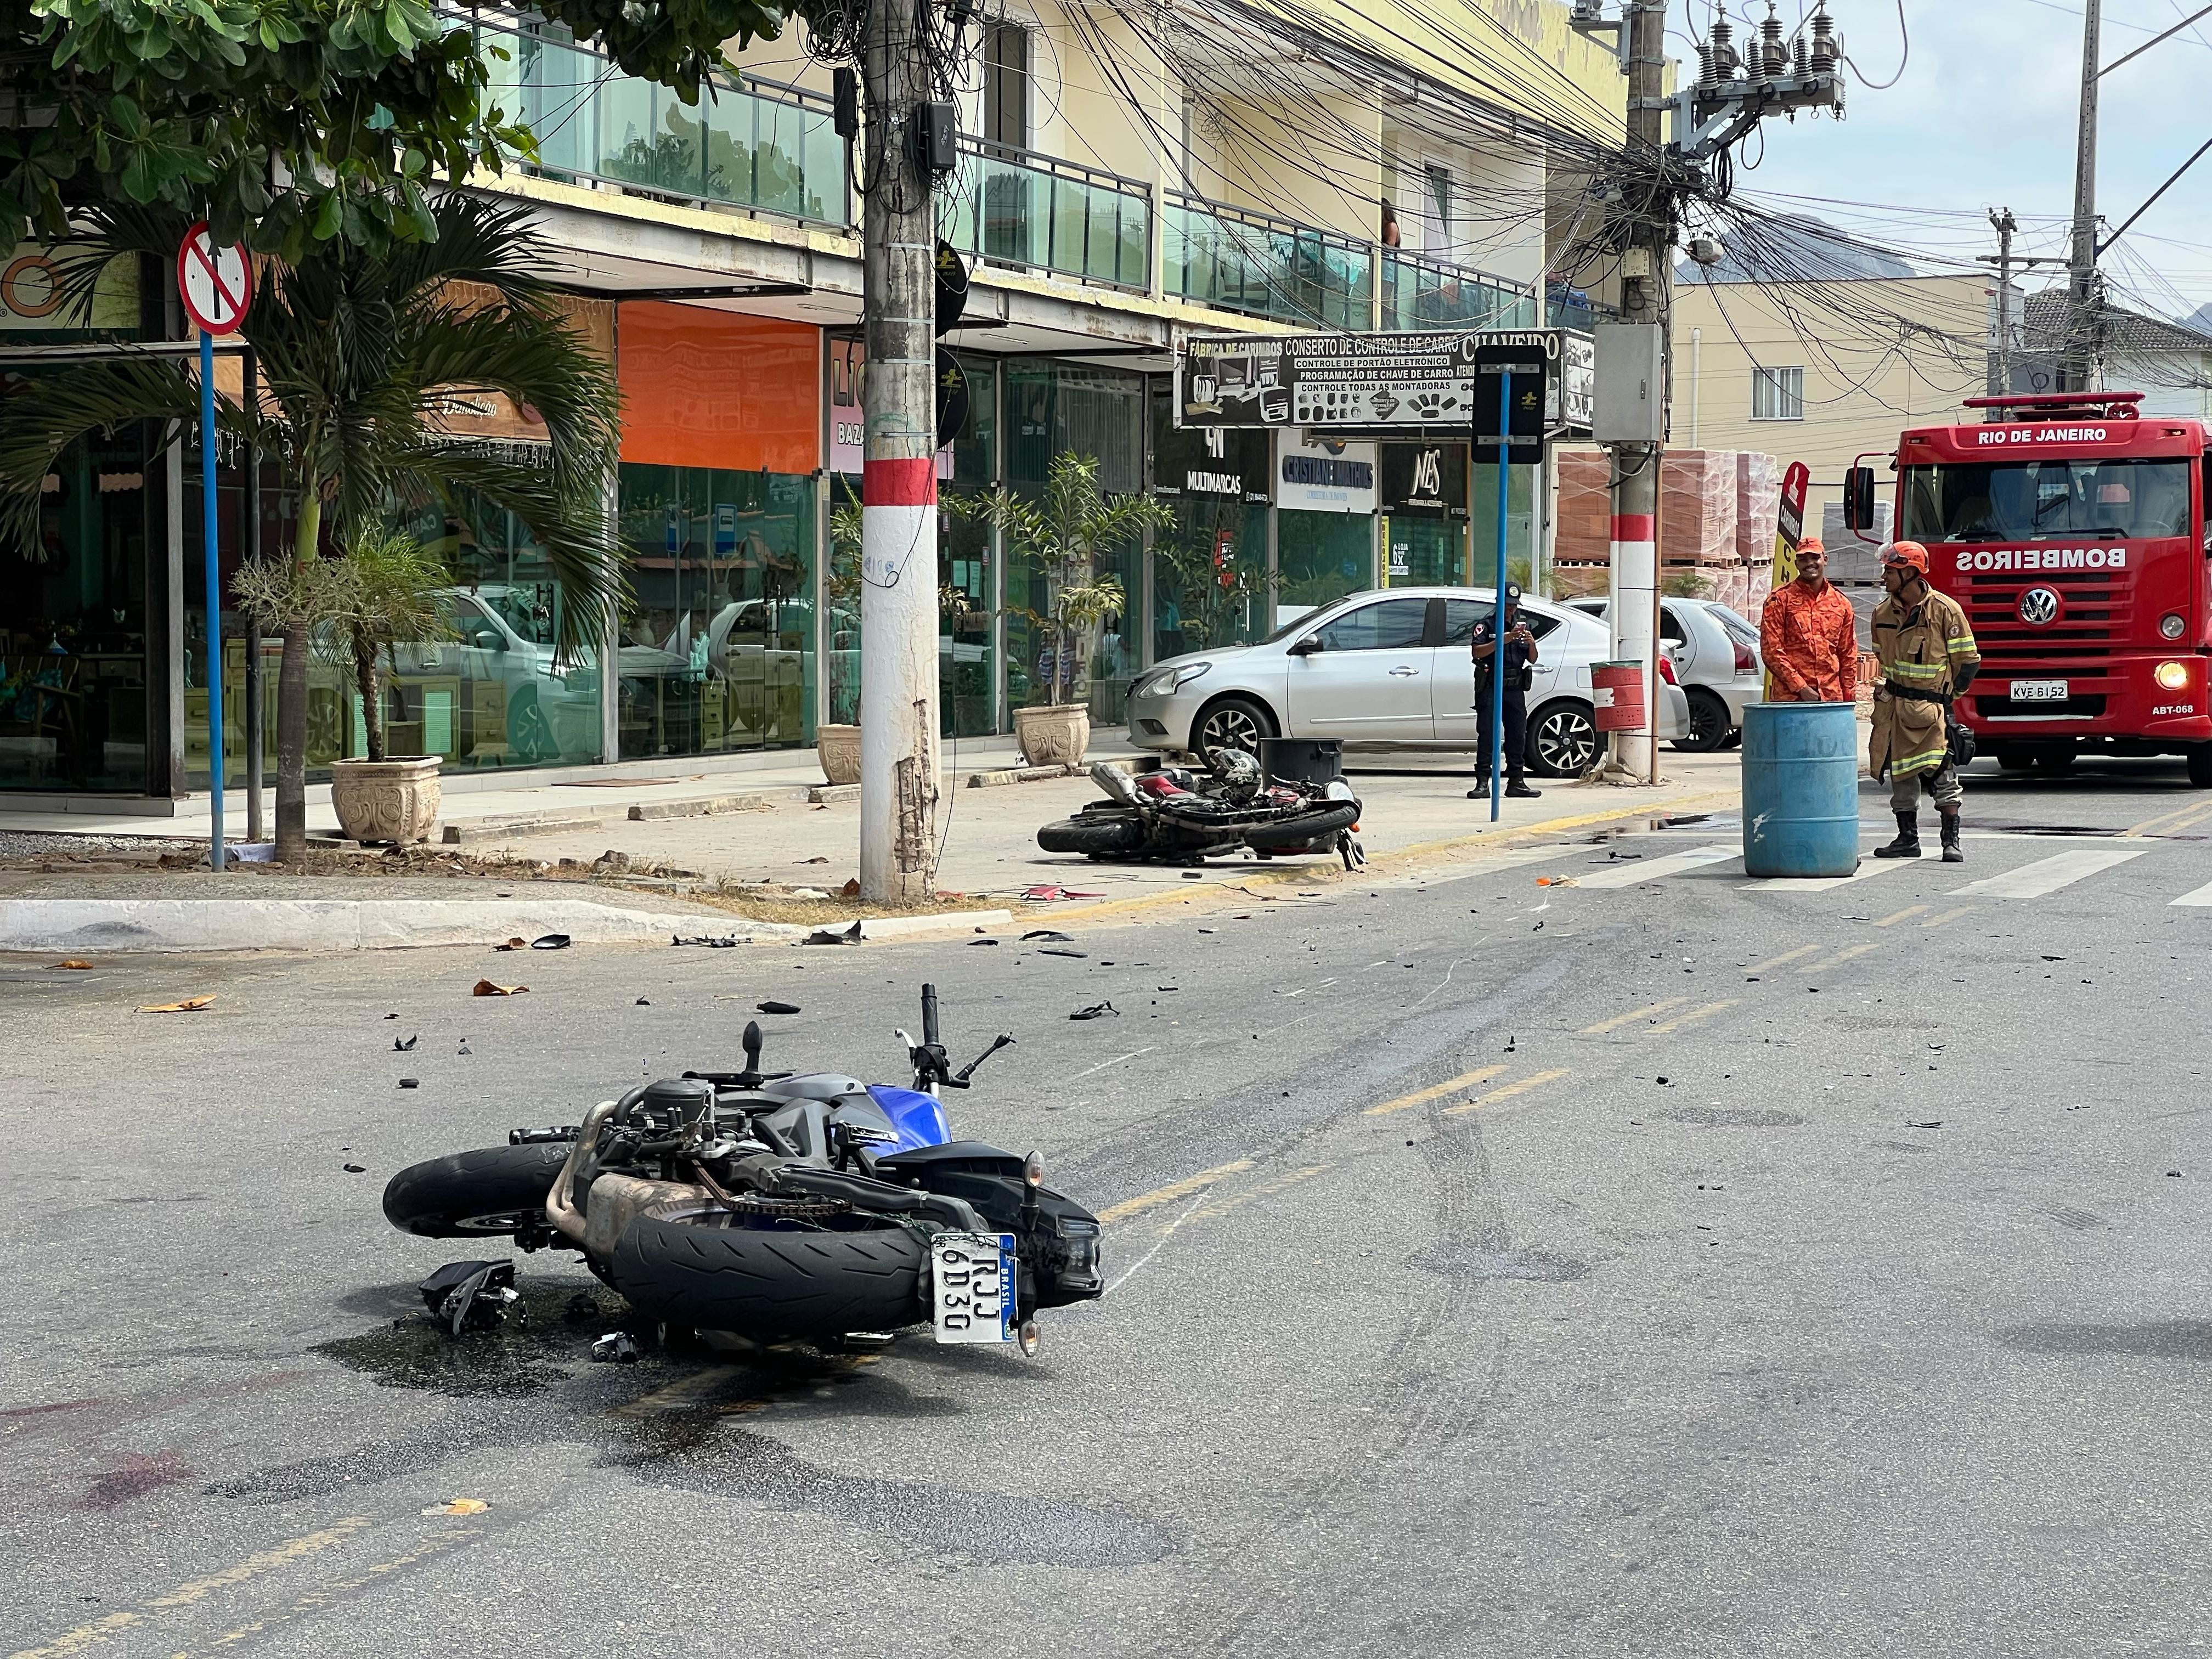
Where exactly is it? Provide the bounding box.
[1468,583,1542,799]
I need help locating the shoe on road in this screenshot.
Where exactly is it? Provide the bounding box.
[1505,782,1543,798]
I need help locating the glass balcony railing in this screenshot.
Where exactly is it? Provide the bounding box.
[943,139,1150,291]
[1381,250,1537,332]
[464,15,851,229]
[1166,193,1373,330]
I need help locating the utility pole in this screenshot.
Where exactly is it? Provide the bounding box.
[1987,207,2016,397]
[856,0,943,905]
[1609,0,1668,783]
[2064,0,2102,391]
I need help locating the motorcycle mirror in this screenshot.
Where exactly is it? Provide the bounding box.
[742,1020,763,1074]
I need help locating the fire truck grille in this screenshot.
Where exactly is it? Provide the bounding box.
[1955,571,2123,665]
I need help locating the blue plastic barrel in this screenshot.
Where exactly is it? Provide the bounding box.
[1741,701,1861,878]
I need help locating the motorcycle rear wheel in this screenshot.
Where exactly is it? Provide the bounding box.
[609,1215,930,1339]
[1242,802,1360,853]
[382,1142,573,1236]
[1038,814,1143,854]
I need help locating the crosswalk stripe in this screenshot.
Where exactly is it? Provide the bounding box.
[1579,997,1687,1034]
[2168,878,2212,907]
[1442,1068,1572,1116]
[1948,847,2147,900]
[1575,844,1739,889]
[1747,857,1910,893]
[1645,998,1739,1035]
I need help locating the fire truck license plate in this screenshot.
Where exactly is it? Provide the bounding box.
[2010,680,2069,703]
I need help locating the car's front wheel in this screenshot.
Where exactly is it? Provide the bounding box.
[1529,702,1598,778]
[1193,695,1277,761]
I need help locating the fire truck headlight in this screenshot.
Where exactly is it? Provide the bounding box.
[2162,613,2188,641]
[2155,661,2191,691]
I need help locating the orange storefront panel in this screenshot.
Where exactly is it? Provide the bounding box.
[617,302,820,474]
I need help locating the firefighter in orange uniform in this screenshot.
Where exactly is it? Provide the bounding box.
[1869,540,1981,862]
[1759,538,1859,702]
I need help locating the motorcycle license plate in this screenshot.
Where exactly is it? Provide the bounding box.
[930,1231,1016,1345]
[2010,679,2068,703]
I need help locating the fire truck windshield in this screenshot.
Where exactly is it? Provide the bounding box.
[1900,458,2193,543]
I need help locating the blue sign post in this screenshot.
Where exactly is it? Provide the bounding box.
[177,224,253,869]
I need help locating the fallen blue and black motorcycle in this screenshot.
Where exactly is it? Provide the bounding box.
[381,988,1102,1352]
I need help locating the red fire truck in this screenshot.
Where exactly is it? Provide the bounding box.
[1846,391,2212,783]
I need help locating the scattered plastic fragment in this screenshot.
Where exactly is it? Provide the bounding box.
[399,1078,420,1089]
[421,1497,492,1517]
[591,1331,642,1363]
[419,1260,518,1337]
[968,938,1000,946]
[473,979,529,996]
[1021,885,1105,901]
[342,1163,366,1173]
[636,997,652,1006]
[672,934,741,948]
[758,1000,802,1014]
[494,937,529,951]
[531,934,572,950]
[1039,948,1088,959]
[138,996,215,1013]
[1022,929,1073,942]
[1535,876,1578,887]
[1069,1002,1119,1021]
[804,921,865,946]
[394,1034,419,1052]
[796,856,829,865]
[841,878,861,896]
[48,960,93,970]
[1906,1120,1943,1130]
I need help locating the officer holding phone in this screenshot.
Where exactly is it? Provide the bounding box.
[1469,583,1541,799]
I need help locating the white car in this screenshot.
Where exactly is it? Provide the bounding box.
[1126,586,1690,778]
[1567,595,1764,751]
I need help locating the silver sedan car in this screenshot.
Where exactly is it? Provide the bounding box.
[1126,587,1689,777]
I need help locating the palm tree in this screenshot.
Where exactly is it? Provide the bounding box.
[0,195,623,859]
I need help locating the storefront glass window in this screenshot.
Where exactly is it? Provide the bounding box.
[1468,461,1537,590]
[1149,385,1271,661]
[1277,510,1374,613]
[1004,360,1143,721]
[617,463,817,757]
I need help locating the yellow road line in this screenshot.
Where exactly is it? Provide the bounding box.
[1872,904,1929,928]
[1578,997,1687,1035]
[1097,1159,1256,1224]
[1363,1064,1509,1115]
[1185,1164,1331,1223]
[2122,798,2212,838]
[1750,944,1820,971]
[1645,999,1740,1035]
[1443,1068,1572,1115]
[10,1519,374,1659]
[1922,906,1973,930]
[1799,941,1880,973]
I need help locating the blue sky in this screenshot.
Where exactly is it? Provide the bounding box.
[1696,0,2212,319]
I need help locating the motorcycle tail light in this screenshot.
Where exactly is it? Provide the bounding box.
[2155,660,2191,691]
[2161,613,2187,640]
[1018,1320,1042,1357]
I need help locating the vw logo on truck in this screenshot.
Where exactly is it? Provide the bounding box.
[2019,586,2062,626]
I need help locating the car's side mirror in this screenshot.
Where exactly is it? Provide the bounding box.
[1288,635,1323,657]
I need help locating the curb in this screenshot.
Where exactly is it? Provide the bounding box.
[440,809,619,845]
[627,791,774,822]
[1041,783,1742,928]
[856,908,1014,941]
[0,898,799,954]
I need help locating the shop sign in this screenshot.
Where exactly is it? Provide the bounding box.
[1276,430,1376,514]
[1177,327,1593,436]
[1381,443,1468,517]
[1153,420,1269,502]
[0,242,138,332]
[828,336,955,481]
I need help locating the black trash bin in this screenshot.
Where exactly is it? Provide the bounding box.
[1257,737,1342,786]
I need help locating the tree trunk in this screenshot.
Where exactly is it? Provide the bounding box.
[274,492,321,862]
[275,618,308,861]
[355,637,385,764]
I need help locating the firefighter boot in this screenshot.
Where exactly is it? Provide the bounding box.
[1874,810,1922,859]
[1938,808,1963,864]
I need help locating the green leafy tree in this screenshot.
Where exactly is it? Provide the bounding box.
[958,453,1172,708]
[0,195,622,859]
[1,0,792,258]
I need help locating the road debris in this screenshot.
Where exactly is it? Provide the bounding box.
[757,1000,802,1014]
[138,996,215,1013]
[421,1497,492,1517]
[531,934,572,950]
[342,1163,366,1173]
[636,997,652,1006]
[494,936,529,951]
[591,1331,642,1363]
[48,959,93,970]
[1070,1001,1120,1020]
[969,938,1000,946]
[804,921,865,946]
[1039,948,1088,959]
[472,979,529,996]
[394,1034,419,1051]
[672,934,742,948]
[399,1077,420,1088]
[1021,885,1105,901]
[419,1260,518,1336]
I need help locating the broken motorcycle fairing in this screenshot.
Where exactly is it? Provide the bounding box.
[1037,754,1365,868]
[381,987,1102,1351]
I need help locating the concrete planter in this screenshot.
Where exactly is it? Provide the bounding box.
[816,724,862,786]
[1015,703,1090,768]
[330,756,442,845]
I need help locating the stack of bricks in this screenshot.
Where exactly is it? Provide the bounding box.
[1548,448,1784,614]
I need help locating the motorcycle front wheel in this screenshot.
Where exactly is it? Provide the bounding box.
[382,1142,573,1236]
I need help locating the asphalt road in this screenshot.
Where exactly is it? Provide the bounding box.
[8,755,2212,1658]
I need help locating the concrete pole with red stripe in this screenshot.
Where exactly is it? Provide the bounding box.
[858,0,942,904]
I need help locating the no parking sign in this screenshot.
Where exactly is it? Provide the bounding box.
[177,223,252,335]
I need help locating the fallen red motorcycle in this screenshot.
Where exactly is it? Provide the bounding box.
[1036,753,1364,868]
